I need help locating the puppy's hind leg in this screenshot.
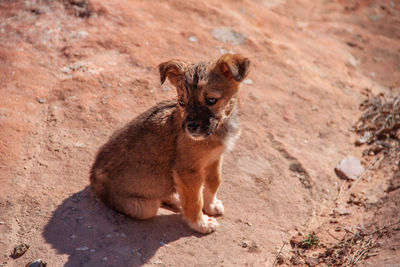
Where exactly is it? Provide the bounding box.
[113,195,161,220]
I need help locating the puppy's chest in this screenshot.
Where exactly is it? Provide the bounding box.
[223,128,241,152]
[220,116,241,152]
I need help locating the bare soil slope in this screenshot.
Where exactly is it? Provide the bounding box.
[0,0,399,266]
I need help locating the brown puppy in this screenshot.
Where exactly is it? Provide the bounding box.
[90,54,250,233]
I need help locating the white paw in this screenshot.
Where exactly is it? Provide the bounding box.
[203,198,224,216]
[188,214,219,234]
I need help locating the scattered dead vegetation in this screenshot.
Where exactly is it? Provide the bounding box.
[62,0,93,18]
[283,91,400,266]
[319,220,400,266]
[284,220,400,266]
[353,89,400,158]
[354,89,400,193]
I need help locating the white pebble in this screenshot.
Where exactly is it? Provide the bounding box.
[189,36,199,43]
[154,259,163,264]
[243,78,253,85]
[76,246,88,251]
[159,241,170,247]
[74,142,85,148]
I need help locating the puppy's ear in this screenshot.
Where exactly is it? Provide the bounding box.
[158,60,186,86]
[217,54,250,82]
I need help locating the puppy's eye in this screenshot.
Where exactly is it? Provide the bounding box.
[178,100,185,107]
[205,98,218,106]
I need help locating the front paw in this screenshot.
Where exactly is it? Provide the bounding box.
[188,214,219,234]
[203,198,224,216]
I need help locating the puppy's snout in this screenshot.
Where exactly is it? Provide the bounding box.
[186,121,200,134]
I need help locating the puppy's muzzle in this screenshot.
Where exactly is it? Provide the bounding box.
[186,121,200,135]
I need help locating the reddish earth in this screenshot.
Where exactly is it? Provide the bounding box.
[0,0,399,266]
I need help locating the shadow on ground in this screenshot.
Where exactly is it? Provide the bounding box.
[43,187,196,266]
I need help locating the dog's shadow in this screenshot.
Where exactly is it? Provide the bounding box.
[43,186,198,266]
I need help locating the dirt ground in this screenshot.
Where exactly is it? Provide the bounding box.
[0,0,399,266]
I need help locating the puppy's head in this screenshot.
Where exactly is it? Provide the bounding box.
[159,54,250,140]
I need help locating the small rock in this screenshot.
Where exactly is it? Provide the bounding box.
[61,61,85,74]
[159,241,170,247]
[90,249,95,252]
[311,105,319,111]
[69,62,85,71]
[290,235,303,248]
[154,259,163,265]
[25,259,47,267]
[243,78,253,85]
[240,240,259,252]
[70,234,78,239]
[365,194,380,205]
[348,54,360,67]
[241,240,252,248]
[216,46,233,55]
[74,142,85,148]
[0,221,5,225]
[70,30,89,39]
[335,156,365,180]
[120,233,127,238]
[188,36,199,43]
[305,257,319,267]
[61,66,71,74]
[332,206,351,216]
[106,234,112,238]
[211,27,246,45]
[355,132,372,146]
[103,257,108,261]
[37,98,46,104]
[12,243,29,258]
[75,246,89,251]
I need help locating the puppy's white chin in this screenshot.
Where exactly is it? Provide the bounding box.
[186,131,209,141]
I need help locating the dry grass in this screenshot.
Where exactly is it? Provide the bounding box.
[283,91,400,266]
[353,90,400,157]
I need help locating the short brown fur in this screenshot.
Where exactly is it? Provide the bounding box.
[90,54,250,233]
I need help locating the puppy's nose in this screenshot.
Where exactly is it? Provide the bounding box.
[187,121,200,133]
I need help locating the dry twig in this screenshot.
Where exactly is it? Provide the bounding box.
[272,241,286,267]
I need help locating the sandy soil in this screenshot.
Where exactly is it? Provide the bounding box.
[0,0,399,266]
